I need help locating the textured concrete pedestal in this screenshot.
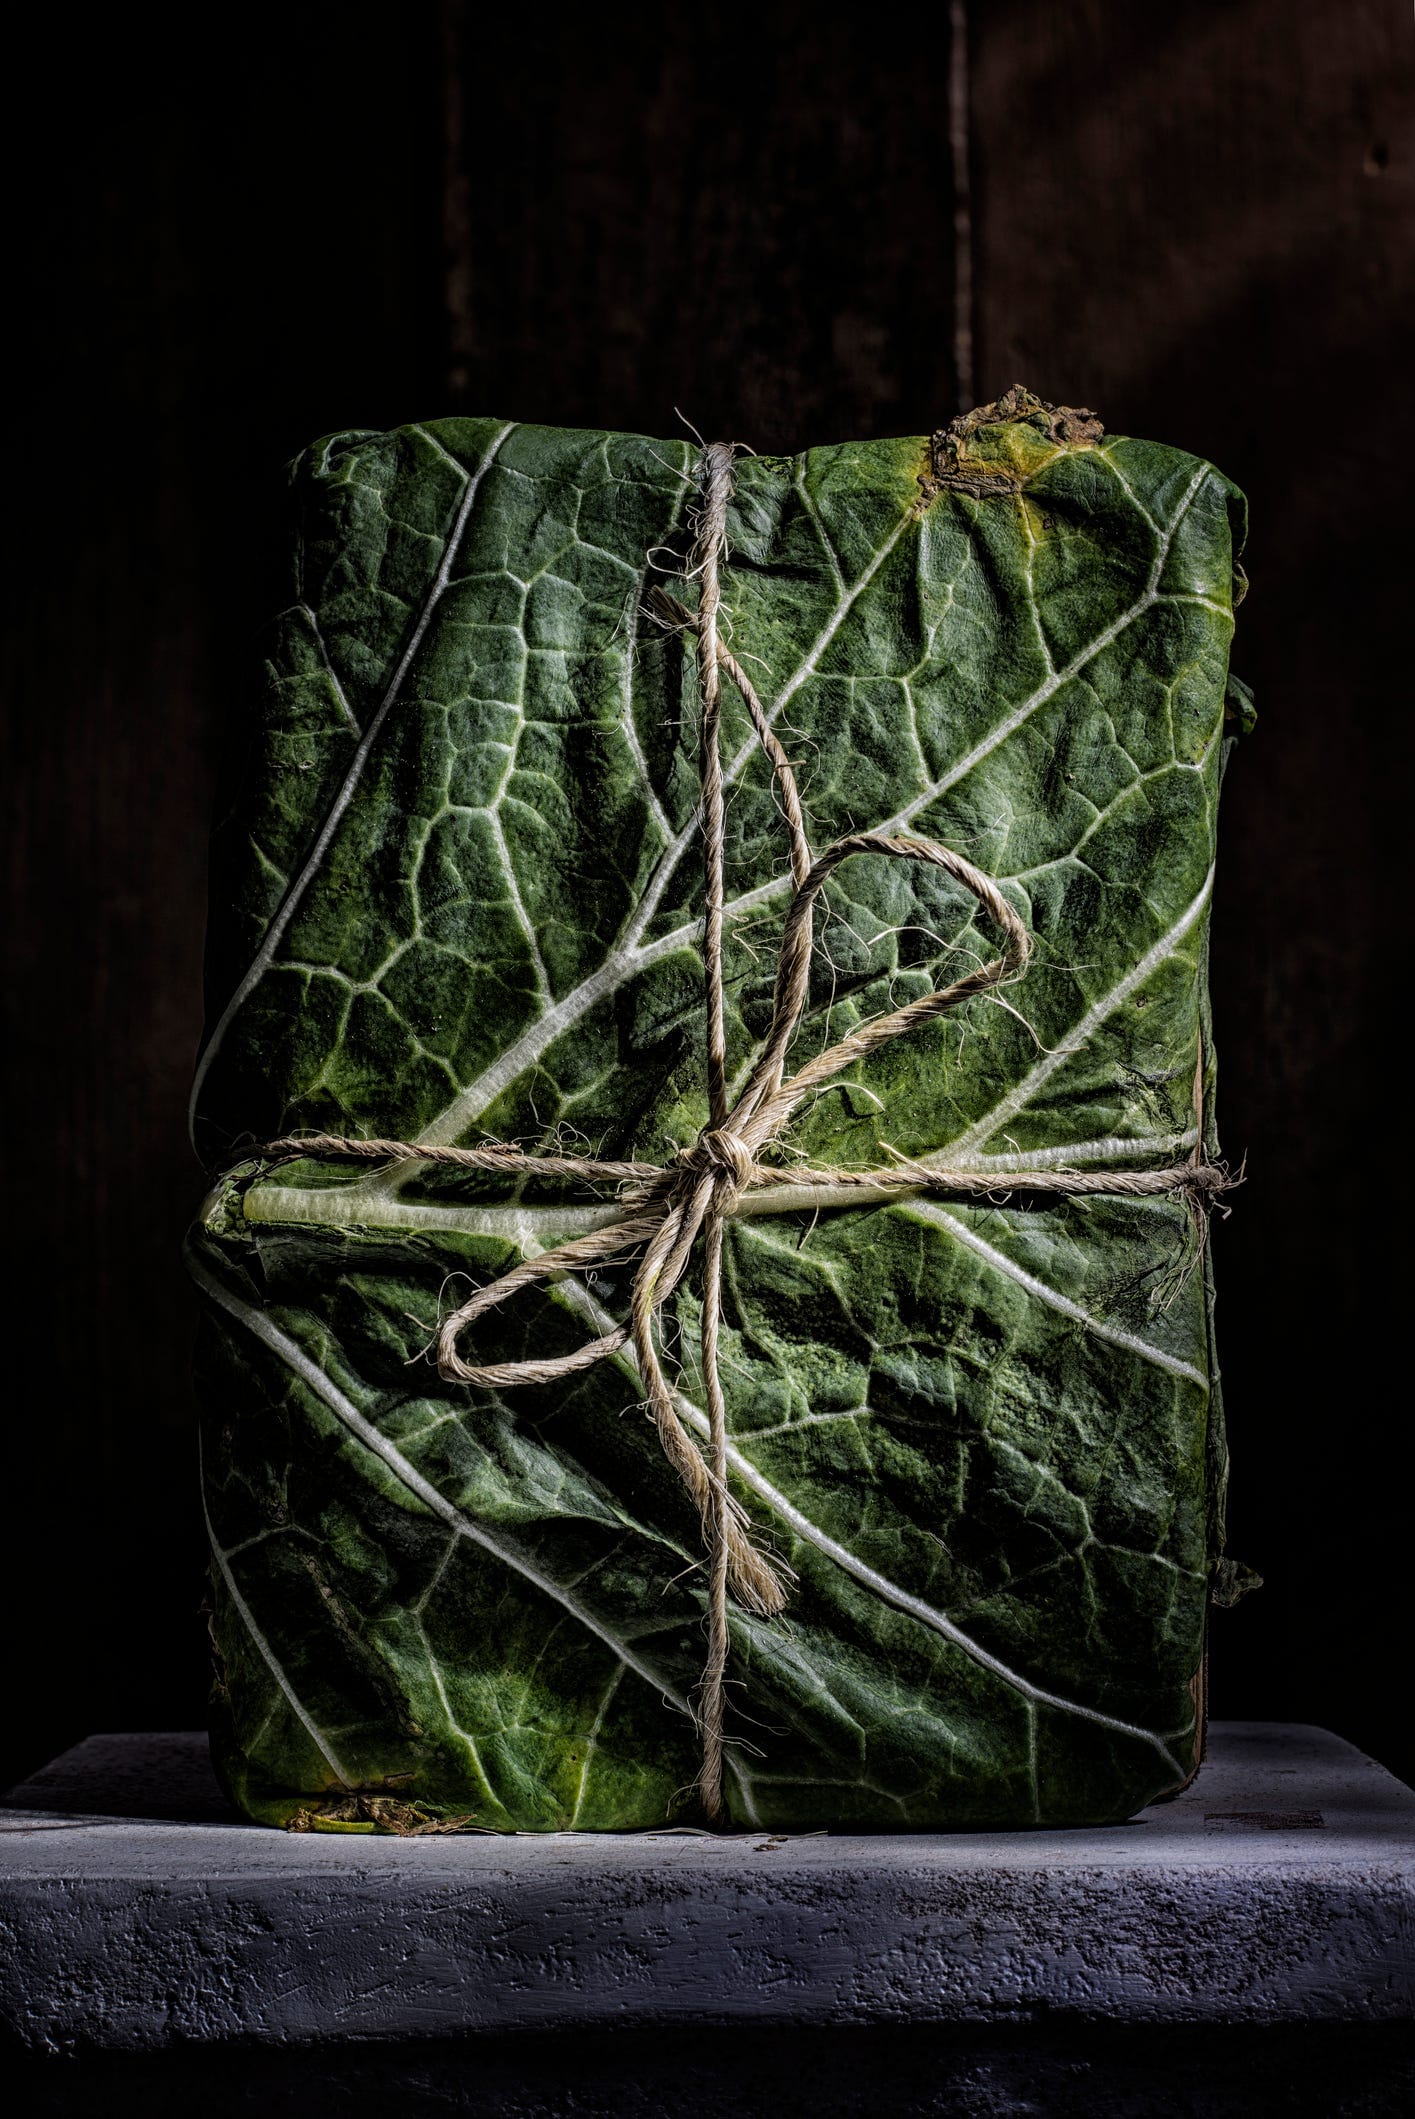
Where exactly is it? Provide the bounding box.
[2,1722,1411,2115]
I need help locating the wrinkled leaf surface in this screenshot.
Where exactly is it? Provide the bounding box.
[191,410,1245,1829]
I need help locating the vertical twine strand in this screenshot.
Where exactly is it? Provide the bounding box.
[692,441,738,1820]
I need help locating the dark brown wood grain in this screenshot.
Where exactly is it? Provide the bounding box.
[969,0,1415,1787]
[1,3,446,1787]
[437,0,971,445]
[3,0,1411,1791]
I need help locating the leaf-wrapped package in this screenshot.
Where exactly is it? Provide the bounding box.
[190,395,1247,1832]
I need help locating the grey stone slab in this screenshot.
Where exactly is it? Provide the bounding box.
[0,1723,1410,2061]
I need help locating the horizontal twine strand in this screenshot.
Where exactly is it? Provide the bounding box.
[256,1130,1230,1205]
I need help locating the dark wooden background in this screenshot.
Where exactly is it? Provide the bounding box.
[4,0,1411,1792]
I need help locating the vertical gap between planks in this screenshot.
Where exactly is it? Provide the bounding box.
[441,0,474,400]
[949,0,975,411]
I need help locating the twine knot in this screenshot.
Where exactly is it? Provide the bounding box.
[678,1127,755,1198]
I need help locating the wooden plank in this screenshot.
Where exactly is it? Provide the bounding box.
[971,0,1415,1784]
[439,0,965,446]
[0,6,446,1790]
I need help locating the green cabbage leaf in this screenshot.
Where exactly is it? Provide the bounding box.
[190,402,1245,1830]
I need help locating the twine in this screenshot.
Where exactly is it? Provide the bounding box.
[251,442,1230,1822]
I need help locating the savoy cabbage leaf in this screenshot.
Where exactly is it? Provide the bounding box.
[190,405,1244,1829]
